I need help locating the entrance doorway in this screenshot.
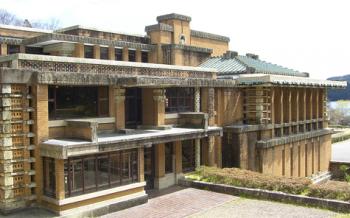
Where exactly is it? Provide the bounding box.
[144,146,155,190]
[125,88,142,128]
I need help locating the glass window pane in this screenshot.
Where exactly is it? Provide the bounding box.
[110,153,121,186]
[182,140,195,172]
[71,160,83,196]
[43,157,56,198]
[98,156,109,189]
[84,157,96,192]
[100,47,109,60]
[84,45,94,58]
[122,152,131,185]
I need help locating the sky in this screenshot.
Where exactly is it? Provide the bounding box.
[1,0,349,79]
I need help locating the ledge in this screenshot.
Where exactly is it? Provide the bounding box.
[49,117,115,127]
[42,181,146,206]
[157,13,192,22]
[162,44,213,54]
[179,179,350,213]
[257,129,333,148]
[145,23,173,32]
[191,30,230,42]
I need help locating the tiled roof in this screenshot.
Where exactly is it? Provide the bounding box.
[199,52,308,77]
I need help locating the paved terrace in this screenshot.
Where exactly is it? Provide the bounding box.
[41,127,222,159]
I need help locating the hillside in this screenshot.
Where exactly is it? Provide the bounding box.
[328,74,350,101]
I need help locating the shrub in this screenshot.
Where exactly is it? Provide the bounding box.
[308,181,350,201]
[191,166,311,195]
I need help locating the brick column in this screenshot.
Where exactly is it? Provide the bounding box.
[208,88,215,126]
[33,85,49,202]
[153,89,166,126]
[93,45,100,59]
[0,43,7,55]
[114,88,125,129]
[138,147,144,182]
[122,47,128,61]
[136,49,142,62]
[174,141,182,174]
[155,143,165,178]
[108,46,115,60]
[74,43,84,58]
[55,159,65,200]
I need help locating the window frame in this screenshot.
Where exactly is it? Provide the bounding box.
[165,88,194,113]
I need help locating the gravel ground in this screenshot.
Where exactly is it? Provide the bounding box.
[189,198,341,218]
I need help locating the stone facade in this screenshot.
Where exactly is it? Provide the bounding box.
[0,13,346,216]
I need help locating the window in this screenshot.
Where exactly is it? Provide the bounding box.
[48,86,109,120]
[43,157,56,198]
[100,47,109,60]
[25,46,44,55]
[64,149,138,197]
[7,45,20,54]
[165,88,194,113]
[182,140,195,172]
[84,45,94,58]
[115,48,123,60]
[165,143,173,173]
[128,49,136,62]
[141,51,148,63]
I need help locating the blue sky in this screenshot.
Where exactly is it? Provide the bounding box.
[1,0,350,79]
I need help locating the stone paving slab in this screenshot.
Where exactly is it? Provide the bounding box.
[102,187,237,218]
[189,198,340,218]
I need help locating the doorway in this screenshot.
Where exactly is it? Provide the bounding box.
[125,88,142,128]
[144,146,155,190]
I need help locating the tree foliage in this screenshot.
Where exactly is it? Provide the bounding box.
[0,8,60,30]
[329,100,350,125]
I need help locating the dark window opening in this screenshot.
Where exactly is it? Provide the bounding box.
[43,157,56,198]
[125,88,142,128]
[165,88,194,113]
[128,49,136,62]
[84,45,94,58]
[115,48,123,60]
[182,140,195,172]
[165,143,173,174]
[65,149,138,197]
[100,47,109,60]
[7,45,20,54]
[48,86,109,120]
[25,46,45,55]
[141,51,148,63]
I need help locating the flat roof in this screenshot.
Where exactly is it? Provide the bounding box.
[0,24,53,33]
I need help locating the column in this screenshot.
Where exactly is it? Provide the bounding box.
[138,147,144,182]
[0,43,7,55]
[154,143,165,181]
[114,88,125,129]
[55,159,65,200]
[93,45,100,59]
[174,141,182,174]
[208,88,215,126]
[136,49,142,62]
[20,45,26,53]
[194,87,201,168]
[153,89,166,126]
[74,43,84,58]
[208,136,215,166]
[194,87,200,112]
[122,47,129,61]
[33,85,49,202]
[108,45,115,60]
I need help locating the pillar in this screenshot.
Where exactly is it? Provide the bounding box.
[138,147,144,182]
[108,46,115,60]
[122,47,128,61]
[208,136,215,166]
[194,87,200,112]
[153,89,166,126]
[195,139,200,168]
[114,88,125,129]
[215,136,222,168]
[208,88,215,126]
[93,45,100,59]
[136,49,142,62]
[155,143,165,178]
[194,87,201,168]
[0,43,7,55]
[74,43,84,58]
[33,85,49,202]
[174,141,182,174]
[55,159,65,200]
[20,45,25,53]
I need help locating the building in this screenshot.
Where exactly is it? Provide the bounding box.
[0,13,346,216]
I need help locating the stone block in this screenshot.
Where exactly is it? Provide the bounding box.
[0,123,12,134]
[0,137,12,147]
[178,112,208,129]
[0,85,11,94]
[0,111,12,120]
[0,98,11,107]
[65,120,98,142]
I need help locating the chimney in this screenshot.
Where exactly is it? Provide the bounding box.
[224,50,238,59]
[246,53,259,60]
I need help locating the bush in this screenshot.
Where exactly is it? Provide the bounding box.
[190,166,311,195]
[308,181,350,201]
